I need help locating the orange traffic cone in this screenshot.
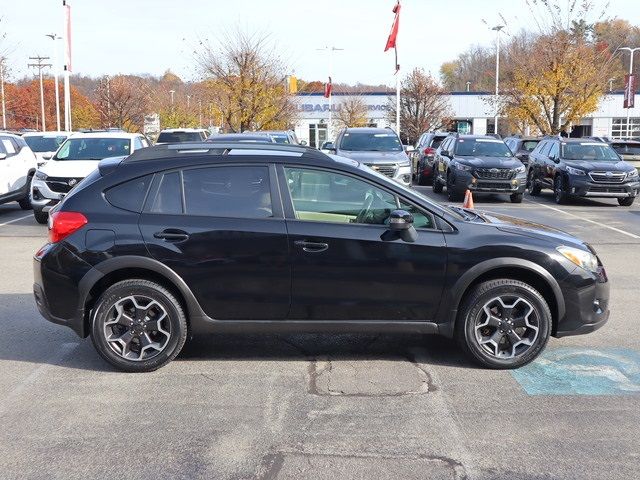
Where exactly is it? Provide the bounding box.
[462,189,475,209]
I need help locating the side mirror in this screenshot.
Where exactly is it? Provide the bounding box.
[385,209,417,243]
[405,146,416,154]
[551,156,560,163]
[300,140,308,146]
[0,153,6,160]
[322,142,334,150]
[440,149,450,158]
[516,153,529,163]
[42,152,53,160]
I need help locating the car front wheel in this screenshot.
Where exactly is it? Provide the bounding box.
[554,176,569,204]
[33,209,48,224]
[90,279,188,372]
[456,279,551,369]
[618,196,635,207]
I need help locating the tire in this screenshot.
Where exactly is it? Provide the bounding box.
[33,209,48,224]
[510,192,524,203]
[527,171,541,196]
[446,173,463,202]
[455,279,551,369]
[618,197,635,206]
[18,197,32,210]
[90,279,188,372]
[553,176,569,204]
[417,170,429,186]
[432,167,443,193]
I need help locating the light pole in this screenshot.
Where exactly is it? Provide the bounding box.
[317,46,343,141]
[45,34,62,131]
[618,47,640,138]
[608,77,616,93]
[492,25,504,135]
[0,58,6,130]
[466,81,471,92]
[28,56,52,132]
[169,90,175,105]
[186,94,191,109]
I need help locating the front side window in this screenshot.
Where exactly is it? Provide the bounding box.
[284,167,433,228]
[454,138,513,157]
[338,132,403,152]
[183,166,272,218]
[561,143,620,161]
[55,138,131,161]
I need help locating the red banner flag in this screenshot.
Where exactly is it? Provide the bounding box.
[324,76,332,98]
[624,74,636,109]
[384,2,401,52]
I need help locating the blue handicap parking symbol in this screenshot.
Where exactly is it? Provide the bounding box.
[511,347,640,395]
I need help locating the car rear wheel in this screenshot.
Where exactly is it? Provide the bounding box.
[432,168,443,193]
[417,170,429,186]
[456,279,551,369]
[554,176,569,204]
[90,279,188,372]
[33,209,48,224]
[618,197,635,206]
[527,171,541,195]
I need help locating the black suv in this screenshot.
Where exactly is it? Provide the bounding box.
[411,132,449,185]
[503,136,541,166]
[433,134,527,203]
[527,138,640,205]
[34,143,609,372]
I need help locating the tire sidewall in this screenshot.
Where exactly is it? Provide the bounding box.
[460,281,551,369]
[91,281,187,372]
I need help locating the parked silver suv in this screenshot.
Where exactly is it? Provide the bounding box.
[328,127,412,186]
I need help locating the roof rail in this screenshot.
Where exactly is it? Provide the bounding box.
[124,141,327,162]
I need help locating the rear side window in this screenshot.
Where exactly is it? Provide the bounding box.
[105,174,152,213]
[150,172,182,214]
[182,166,272,218]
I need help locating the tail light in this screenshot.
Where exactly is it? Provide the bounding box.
[48,211,88,243]
[424,147,436,156]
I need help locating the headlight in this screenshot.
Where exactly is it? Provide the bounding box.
[557,246,599,273]
[34,171,48,181]
[514,165,526,174]
[566,166,585,176]
[398,160,411,168]
[627,169,639,179]
[454,162,473,172]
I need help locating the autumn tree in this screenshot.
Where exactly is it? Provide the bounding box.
[387,68,452,144]
[334,96,368,128]
[95,75,150,131]
[196,29,297,132]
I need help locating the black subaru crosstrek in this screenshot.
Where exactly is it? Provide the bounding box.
[527,137,640,205]
[34,142,609,372]
[432,134,527,203]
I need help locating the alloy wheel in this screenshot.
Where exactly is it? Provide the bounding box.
[103,295,171,361]
[474,295,540,359]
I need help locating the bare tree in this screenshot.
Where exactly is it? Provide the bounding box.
[195,29,297,132]
[334,96,368,129]
[95,75,150,131]
[387,68,452,144]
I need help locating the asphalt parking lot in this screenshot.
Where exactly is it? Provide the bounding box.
[0,187,639,480]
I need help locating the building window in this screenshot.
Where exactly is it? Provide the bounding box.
[308,124,328,148]
[612,118,640,139]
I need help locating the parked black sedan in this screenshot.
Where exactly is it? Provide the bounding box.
[33,142,609,372]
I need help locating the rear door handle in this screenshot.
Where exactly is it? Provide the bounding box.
[154,230,190,242]
[294,240,329,253]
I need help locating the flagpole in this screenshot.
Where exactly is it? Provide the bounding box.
[395,48,400,138]
[62,1,72,132]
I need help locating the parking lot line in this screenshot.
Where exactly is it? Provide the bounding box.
[0,214,34,228]
[524,198,640,240]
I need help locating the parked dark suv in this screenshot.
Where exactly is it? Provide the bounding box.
[411,132,449,185]
[34,143,609,372]
[527,138,640,205]
[433,134,527,202]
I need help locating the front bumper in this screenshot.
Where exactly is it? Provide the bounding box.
[567,178,640,198]
[31,178,65,211]
[452,170,527,195]
[555,265,610,337]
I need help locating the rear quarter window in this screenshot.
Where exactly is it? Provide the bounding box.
[105,174,153,213]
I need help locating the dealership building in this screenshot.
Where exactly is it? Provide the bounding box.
[293,91,640,147]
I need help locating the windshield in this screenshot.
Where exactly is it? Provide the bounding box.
[611,143,640,156]
[455,138,513,157]
[561,143,620,161]
[54,138,132,161]
[522,140,539,152]
[157,132,202,143]
[431,136,447,148]
[24,135,67,152]
[339,132,403,152]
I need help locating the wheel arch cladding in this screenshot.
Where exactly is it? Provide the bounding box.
[448,259,565,337]
[80,256,204,337]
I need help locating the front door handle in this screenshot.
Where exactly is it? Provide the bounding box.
[294,240,329,253]
[154,229,189,242]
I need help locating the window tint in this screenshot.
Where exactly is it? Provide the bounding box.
[1,137,17,156]
[430,136,446,148]
[150,172,182,214]
[182,166,272,218]
[133,137,143,150]
[549,142,559,159]
[522,140,539,152]
[105,175,152,212]
[539,141,552,156]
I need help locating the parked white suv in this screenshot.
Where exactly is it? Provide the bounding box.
[0,132,38,210]
[31,131,150,223]
[22,131,72,167]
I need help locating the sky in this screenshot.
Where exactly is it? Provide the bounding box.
[2,0,640,87]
